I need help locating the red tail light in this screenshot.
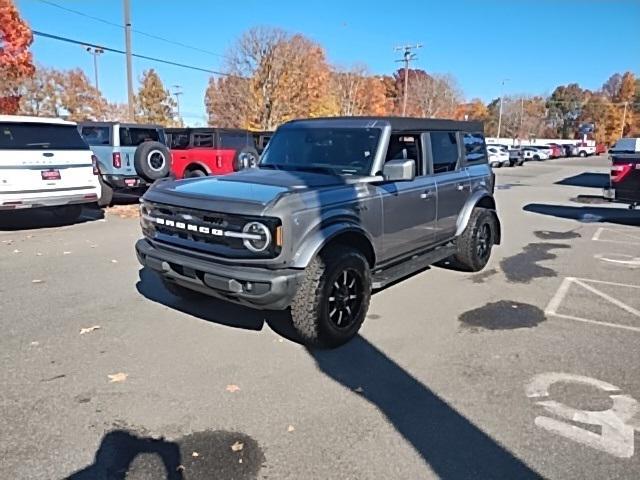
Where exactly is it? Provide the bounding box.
[611,163,633,183]
[91,154,100,175]
[112,152,122,168]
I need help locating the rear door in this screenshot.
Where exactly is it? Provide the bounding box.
[0,122,97,198]
[428,130,471,242]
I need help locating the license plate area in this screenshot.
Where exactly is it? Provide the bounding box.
[41,169,61,181]
[124,178,139,187]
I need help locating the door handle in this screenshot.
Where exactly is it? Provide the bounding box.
[420,190,434,199]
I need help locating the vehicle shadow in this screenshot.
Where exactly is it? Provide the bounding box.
[135,268,300,342]
[66,429,183,480]
[310,336,541,479]
[524,203,640,227]
[555,172,609,188]
[0,205,104,231]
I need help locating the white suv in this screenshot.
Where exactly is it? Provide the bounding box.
[0,115,101,220]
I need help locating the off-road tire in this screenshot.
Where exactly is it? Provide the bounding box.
[579,150,587,157]
[290,246,371,348]
[97,176,114,207]
[134,141,172,182]
[453,207,497,272]
[533,154,541,161]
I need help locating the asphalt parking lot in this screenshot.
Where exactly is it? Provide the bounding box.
[1,155,639,480]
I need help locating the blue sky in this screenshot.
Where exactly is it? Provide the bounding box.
[16,0,640,125]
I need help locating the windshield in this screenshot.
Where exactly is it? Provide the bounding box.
[260,127,381,176]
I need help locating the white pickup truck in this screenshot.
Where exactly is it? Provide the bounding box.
[0,115,101,220]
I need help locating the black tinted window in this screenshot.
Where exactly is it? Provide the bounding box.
[81,126,111,146]
[0,123,88,150]
[465,133,487,164]
[219,132,252,150]
[430,131,459,173]
[385,134,422,175]
[119,127,161,147]
[168,132,189,149]
[193,133,213,147]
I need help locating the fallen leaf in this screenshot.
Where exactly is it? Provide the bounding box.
[90,245,97,248]
[30,341,39,346]
[231,441,244,452]
[354,386,364,394]
[107,372,128,383]
[277,338,284,343]
[26,235,33,239]
[31,279,44,284]
[80,325,101,335]
[36,252,43,256]
[13,249,21,254]
[225,384,240,393]
[111,259,118,264]
[287,425,295,432]
[176,465,185,472]
[63,251,71,255]
[239,458,243,463]
[191,451,199,458]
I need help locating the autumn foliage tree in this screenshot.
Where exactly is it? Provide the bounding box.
[135,69,177,125]
[0,0,35,113]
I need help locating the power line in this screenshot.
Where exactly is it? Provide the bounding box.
[32,30,233,76]
[34,0,228,59]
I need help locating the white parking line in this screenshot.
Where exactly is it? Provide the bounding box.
[592,227,640,245]
[594,253,640,268]
[545,277,640,333]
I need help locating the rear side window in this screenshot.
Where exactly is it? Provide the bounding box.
[193,133,214,147]
[464,133,487,164]
[169,132,190,149]
[430,131,459,173]
[219,132,252,150]
[0,123,88,150]
[119,127,161,147]
[81,126,111,146]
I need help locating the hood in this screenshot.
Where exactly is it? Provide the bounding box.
[143,168,348,215]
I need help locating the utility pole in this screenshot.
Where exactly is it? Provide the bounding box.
[496,78,509,139]
[620,101,628,138]
[123,0,134,121]
[171,85,183,121]
[394,44,422,116]
[519,97,524,138]
[84,46,104,90]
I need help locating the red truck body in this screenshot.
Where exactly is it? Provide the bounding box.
[165,128,259,179]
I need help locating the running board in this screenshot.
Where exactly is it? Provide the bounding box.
[372,244,456,289]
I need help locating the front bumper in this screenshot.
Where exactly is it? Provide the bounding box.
[135,238,304,310]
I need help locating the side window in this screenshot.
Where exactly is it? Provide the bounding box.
[430,131,459,173]
[219,132,251,149]
[384,133,423,176]
[464,133,487,164]
[193,133,213,147]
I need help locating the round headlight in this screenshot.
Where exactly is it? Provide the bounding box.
[242,222,271,252]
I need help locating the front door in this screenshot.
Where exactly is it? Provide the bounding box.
[428,131,471,242]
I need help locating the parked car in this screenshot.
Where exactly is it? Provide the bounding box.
[166,128,259,179]
[575,142,596,157]
[79,122,171,207]
[528,145,553,158]
[596,143,607,155]
[547,144,564,158]
[604,137,640,208]
[487,146,510,167]
[136,117,501,347]
[522,146,550,161]
[0,115,101,220]
[562,144,577,157]
[507,146,525,166]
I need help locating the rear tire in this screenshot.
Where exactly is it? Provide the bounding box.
[291,246,371,348]
[579,151,587,157]
[453,208,496,272]
[533,154,541,161]
[97,176,114,208]
[185,168,207,178]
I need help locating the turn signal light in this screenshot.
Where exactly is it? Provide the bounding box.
[91,155,100,175]
[113,152,122,168]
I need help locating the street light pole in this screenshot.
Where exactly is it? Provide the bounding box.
[123,0,134,121]
[496,78,509,139]
[84,46,104,90]
[620,101,628,138]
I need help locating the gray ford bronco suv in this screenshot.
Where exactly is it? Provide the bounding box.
[136,117,500,347]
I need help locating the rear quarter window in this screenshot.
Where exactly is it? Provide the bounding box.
[119,127,163,147]
[81,126,111,146]
[463,132,487,164]
[0,123,89,150]
[218,132,253,150]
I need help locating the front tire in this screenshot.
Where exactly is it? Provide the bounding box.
[291,247,371,348]
[579,151,587,157]
[453,208,496,272]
